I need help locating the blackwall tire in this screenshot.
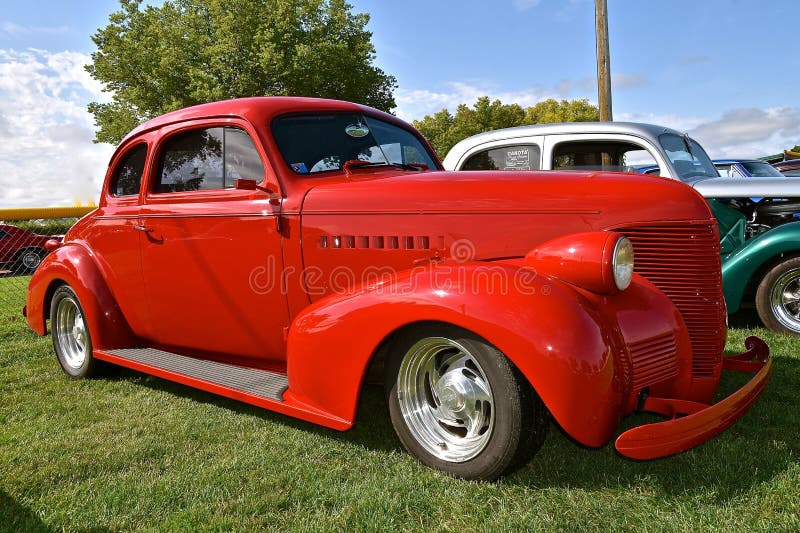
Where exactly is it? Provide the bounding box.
[386,323,547,481]
[755,256,800,335]
[50,285,97,378]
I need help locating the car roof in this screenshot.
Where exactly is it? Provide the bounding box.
[443,122,688,166]
[118,96,395,147]
[774,159,800,168]
[452,121,684,144]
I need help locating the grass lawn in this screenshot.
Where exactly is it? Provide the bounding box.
[1,277,799,531]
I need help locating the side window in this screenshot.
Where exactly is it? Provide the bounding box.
[552,141,657,173]
[783,169,800,177]
[461,145,541,171]
[110,144,148,197]
[223,128,266,182]
[715,164,733,177]
[155,127,264,193]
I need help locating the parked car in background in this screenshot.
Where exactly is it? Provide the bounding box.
[713,159,786,178]
[443,122,800,334]
[25,99,770,481]
[0,224,61,274]
[773,159,800,177]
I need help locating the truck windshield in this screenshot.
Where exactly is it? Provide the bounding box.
[658,133,719,181]
[272,113,439,175]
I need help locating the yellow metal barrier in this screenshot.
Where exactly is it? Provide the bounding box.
[0,206,94,221]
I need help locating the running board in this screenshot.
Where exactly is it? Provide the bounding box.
[94,347,352,431]
[101,348,287,401]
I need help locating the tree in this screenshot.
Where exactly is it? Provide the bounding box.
[86,0,397,144]
[414,97,599,158]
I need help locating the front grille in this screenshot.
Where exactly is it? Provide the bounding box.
[616,222,725,378]
[628,332,678,389]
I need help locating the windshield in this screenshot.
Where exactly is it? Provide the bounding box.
[740,161,785,177]
[658,133,719,181]
[272,113,438,175]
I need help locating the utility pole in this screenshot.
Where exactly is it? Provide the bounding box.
[595,0,612,121]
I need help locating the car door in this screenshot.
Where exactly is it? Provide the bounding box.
[139,121,289,363]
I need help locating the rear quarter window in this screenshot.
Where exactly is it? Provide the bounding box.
[110,144,148,197]
[461,145,541,171]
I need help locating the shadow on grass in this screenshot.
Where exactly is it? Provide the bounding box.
[513,354,800,501]
[728,307,763,329]
[0,491,53,533]
[99,352,799,502]
[102,366,401,454]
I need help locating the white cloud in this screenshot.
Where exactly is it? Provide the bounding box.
[0,22,70,36]
[0,48,113,208]
[394,81,560,121]
[615,111,707,132]
[395,73,645,122]
[512,0,542,10]
[688,107,800,156]
[619,107,800,159]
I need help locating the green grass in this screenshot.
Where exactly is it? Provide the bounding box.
[1,278,799,531]
[12,218,78,236]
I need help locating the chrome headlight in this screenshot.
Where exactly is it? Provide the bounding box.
[612,237,635,291]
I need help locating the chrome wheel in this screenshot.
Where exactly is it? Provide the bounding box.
[396,337,494,462]
[55,295,88,370]
[770,267,800,333]
[21,250,42,270]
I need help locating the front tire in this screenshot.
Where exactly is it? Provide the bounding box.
[386,324,547,481]
[755,256,800,335]
[51,285,97,378]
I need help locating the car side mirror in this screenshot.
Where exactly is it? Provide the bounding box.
[235,178,281,207]
[235,178,258,190]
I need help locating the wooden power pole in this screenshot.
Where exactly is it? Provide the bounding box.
[595,0,612,121]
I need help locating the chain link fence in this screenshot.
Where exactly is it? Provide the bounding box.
[0,207,93,318]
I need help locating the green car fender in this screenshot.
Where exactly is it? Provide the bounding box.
[722,220,800,313]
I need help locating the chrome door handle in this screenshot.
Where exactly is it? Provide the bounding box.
[133,224,154,233]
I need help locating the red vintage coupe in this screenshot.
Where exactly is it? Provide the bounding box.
[25,97,771,480]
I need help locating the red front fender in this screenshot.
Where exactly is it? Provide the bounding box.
[284,261,686,447]
[26,243,136,349]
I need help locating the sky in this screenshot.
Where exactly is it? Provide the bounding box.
[0,0,798,207]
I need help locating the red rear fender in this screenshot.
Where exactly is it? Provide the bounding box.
[26,244,136,349]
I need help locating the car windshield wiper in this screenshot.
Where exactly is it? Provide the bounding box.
[342,160,428,176]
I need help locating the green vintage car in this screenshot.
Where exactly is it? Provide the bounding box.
[442,122,800,334]
[710,197,800,334]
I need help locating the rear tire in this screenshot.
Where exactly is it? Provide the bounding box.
[385,323,547,481]
[755,256,800,335]
[50,285,97,378]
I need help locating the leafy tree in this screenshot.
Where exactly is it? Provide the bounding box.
[87,0,397,144]
[414,97,599,158]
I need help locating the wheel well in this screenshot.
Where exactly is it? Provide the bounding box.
[743,252,800,301]
[363,320,462,386]
[42,279,67,332]
[360,319,536,393]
